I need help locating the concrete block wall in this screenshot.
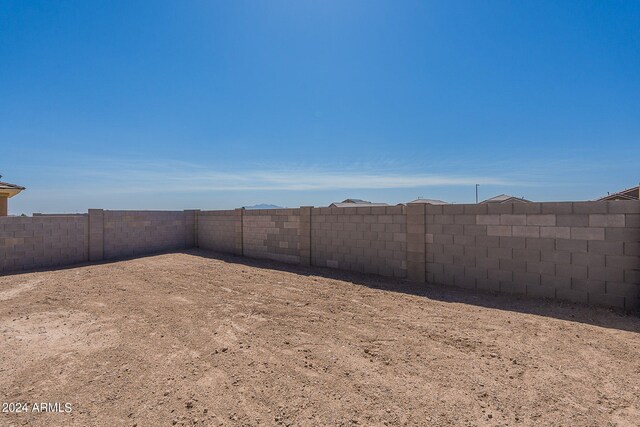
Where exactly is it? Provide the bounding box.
[311,205,407,278]
[423,201,640,310]
[184,210,198,248]
[0,215,88,273]
[89,209,104,261]
[1,202,637,311]
[197,209,241,255]
[243,209,301,264]
[102,210,193,260]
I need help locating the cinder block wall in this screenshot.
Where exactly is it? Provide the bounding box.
[1,202,637,310]
[198,210,241,254]
[102,210,193,260]
[0,215,88,273]
[423,201,640,310]
[0,210,196,273]
[243,209,301,264]
[311,205,407,277]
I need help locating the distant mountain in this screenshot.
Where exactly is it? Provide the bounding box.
[243,204,284,210]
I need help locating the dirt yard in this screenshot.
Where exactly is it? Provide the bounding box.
[0,250,639,426]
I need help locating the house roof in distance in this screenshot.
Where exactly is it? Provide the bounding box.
[329,199,390,208]
[596,185,639,201]
[407,198,449,205]
[0,181,26,198]
[480,194,531,204]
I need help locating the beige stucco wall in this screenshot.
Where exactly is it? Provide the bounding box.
[0,196,7,217]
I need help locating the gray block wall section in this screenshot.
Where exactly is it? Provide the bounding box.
[243,209,301,264]
[197,209,239,254]
[311,205,407,278]
[102,210,193,260]
[423,201,640,310]
[0,215,88,273]
[1,202,638,311]
[0,209,197,274]
[88,209,104,261]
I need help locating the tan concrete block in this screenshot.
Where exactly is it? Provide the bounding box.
[541,202,573,214]
[589,214,625,227]
[557,215,588,227]
[454,215,476,225]
[556,263,588,279]
[475,235,500,248]
[407,251,424,262]
[434,215,454,225]
[487,225,512,237]
[442,244,464,256]
[407,262,425,282]
[571,278,606,294]
[393,233,406,242]
[526,215,556,226]
[476,257,499,270]
[514,203,543,215]
[525,238,555,252]
[499,258,526,272]
[512,226,540,238]
[624,242,640,256]
[487,203,513,214]
[572,202,607,214]
[476,214,500,225]
[514,271,541,287]
[606,227,640,242]
[499,236,526,249]
[539,226,570,239]
[433,252,453,264]
[433,234,454,245]
[624,269,640,285]
[572,253,605,267]
[465,245,487,257]
[625,214,640,227]
[525,260,555,275]
[570,227,605,241]
[488,246,512,260]
[513,248,541,262]
[588,266,623,282]
[443,224,464,235]
[556,239,588,253]
[463,224,487,236]
[605,255,639,270]
[606,200,640,214]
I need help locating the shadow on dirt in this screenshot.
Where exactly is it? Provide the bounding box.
[188,249,640,334]
[2,247,638,333]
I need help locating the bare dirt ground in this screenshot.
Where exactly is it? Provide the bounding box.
[0,250,639,427]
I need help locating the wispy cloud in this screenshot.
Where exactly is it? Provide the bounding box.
[46,158,522,194]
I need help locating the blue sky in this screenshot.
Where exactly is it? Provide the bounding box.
[1,0,638,214]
